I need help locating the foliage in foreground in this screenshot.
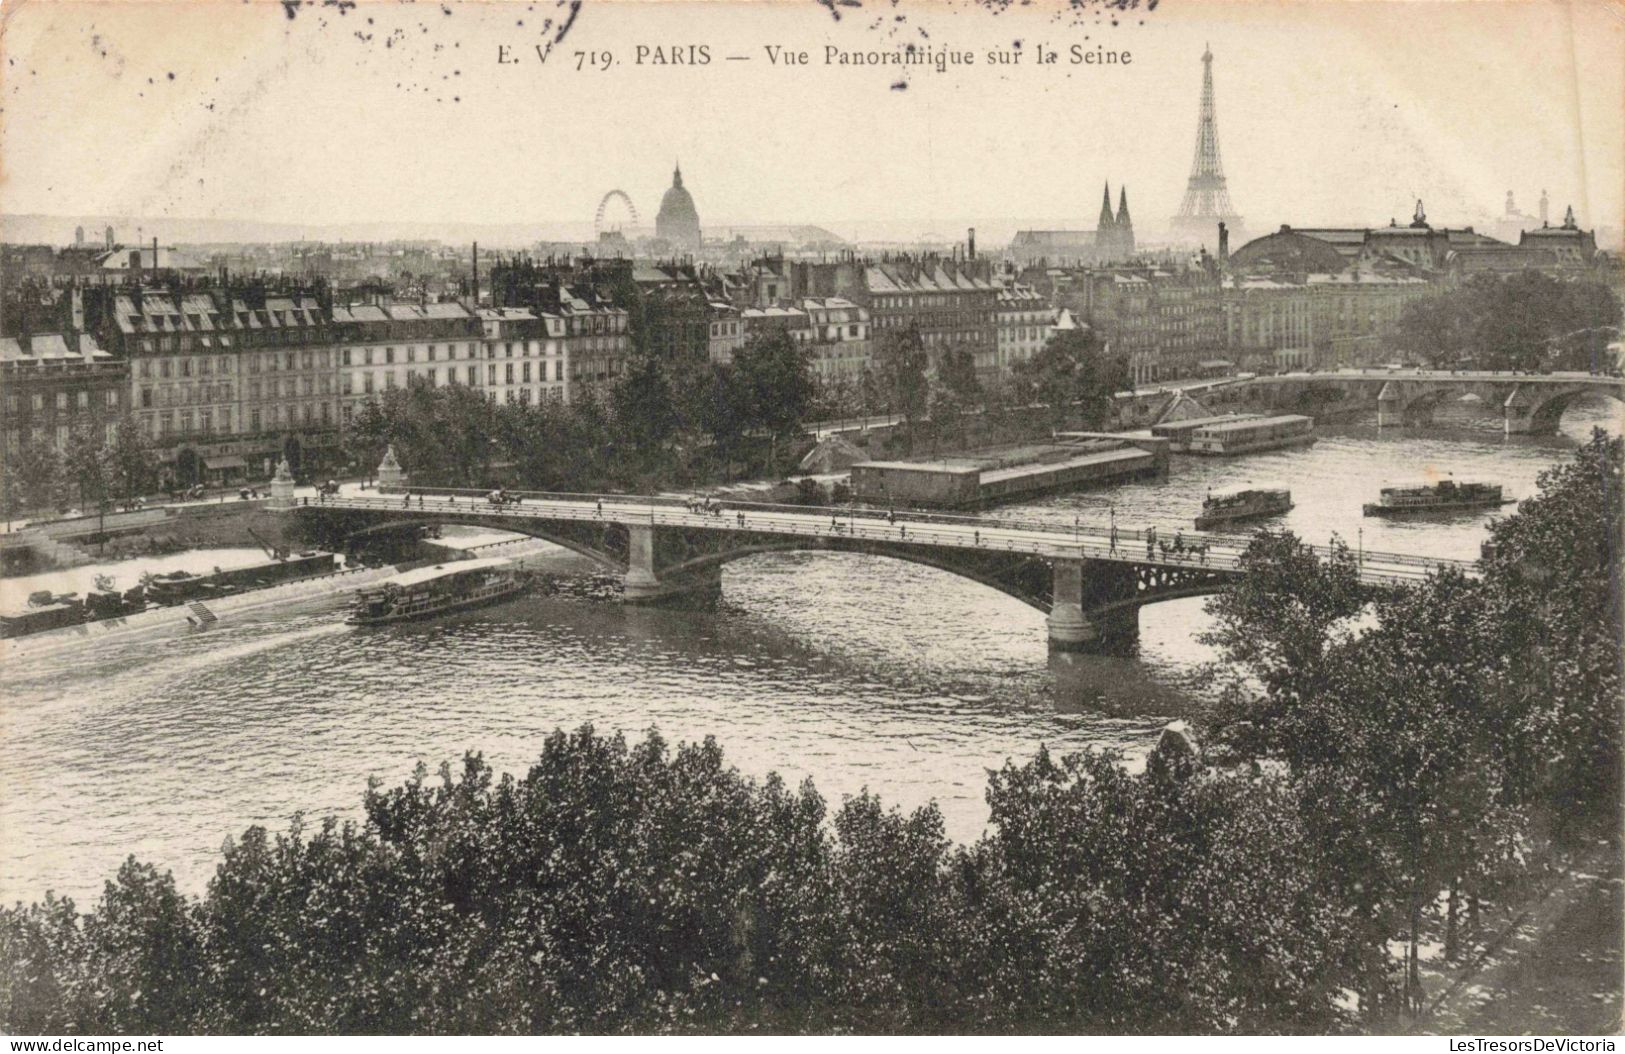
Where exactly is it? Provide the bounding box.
[0,730,1361,1035]
[1202,429,1622,1011]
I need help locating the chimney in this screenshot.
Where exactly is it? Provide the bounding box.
[968,227,976,260]
[153,236,159,271]
[472,241,480,306]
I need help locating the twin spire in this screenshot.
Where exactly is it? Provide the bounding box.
[1098,181,1133,230]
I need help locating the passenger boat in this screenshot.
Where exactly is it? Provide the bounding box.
[1186,414,1316,456]
[347,558,529,626]
[1194,483,1293,531]
[1363,479,1512,517]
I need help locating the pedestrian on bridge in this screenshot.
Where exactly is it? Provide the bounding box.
[1109,525,1118,554]
[974,529,980,546]
[402,491,411,508]
[595,499,603,518]
[1146,525,1157,560]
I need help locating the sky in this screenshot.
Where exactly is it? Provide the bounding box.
[1,0,1622,245]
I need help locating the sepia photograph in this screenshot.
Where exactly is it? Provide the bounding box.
[0,0,1621,1040]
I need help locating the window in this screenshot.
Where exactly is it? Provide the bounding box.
[32,393,44,412]
[505,363,514,384]
[428,368,438,387]
[385,347,395,364]
[427,345,437,361]
[76,391,89,410]
[181,359,193,377]
[200,409,212,434]
[553,360,563,381]
[407,346,417,364]
[55,424,70,449]
[522,362,531,383]
[56,391,68,410]
[467,365,477,385]
[363,375,374,394]
[285,352,295,370]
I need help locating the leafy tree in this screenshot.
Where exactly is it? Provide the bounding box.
[930,347,982,448]
[1019,326,1129,433]
[873,325,929,452]
[1396,273,1622,371]
[62,425,113,515]
[0,441,63,519]
[105,416,159,505]
[611,355,680,464]
[732,330,813,474]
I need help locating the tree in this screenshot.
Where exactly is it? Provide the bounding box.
[675,363,749,479]
[732,330,814,474]
[0,441,63,519]
[873,325,929,453]
[62,425,113,515]
[1019,326,1129,433]
[930,347,982,449]
[610,355,679,468]
[1396,273,1622,371]
[106,416,159,505]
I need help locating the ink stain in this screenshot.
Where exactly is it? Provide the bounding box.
[891,79,907,90]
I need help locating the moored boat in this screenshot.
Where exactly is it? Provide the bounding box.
[1194,483,1293,531]
[348,557,529,626]
[1186,414,1316,456]
[1363,479,1511,517]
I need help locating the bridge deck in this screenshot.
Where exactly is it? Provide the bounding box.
[309,493,1477,588]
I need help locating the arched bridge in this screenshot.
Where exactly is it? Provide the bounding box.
[1242,369,1624,433]
[296,492,1473,655]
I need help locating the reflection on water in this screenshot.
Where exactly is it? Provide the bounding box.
[0,400,1617,903]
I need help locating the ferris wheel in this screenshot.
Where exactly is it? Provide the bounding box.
[594,190,640,236]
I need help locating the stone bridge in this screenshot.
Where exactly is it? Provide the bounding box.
[1239,369,1623,433]
[295,492,1469,656]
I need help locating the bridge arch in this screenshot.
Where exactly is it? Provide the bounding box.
[657,540,1056,612]
[1526,386,1625,432]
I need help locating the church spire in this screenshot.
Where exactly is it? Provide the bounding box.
[1116,186,1132,227]
[673,160,683,188]
[1098,181,1116,230]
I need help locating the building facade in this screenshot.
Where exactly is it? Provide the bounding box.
[0,333,124,466]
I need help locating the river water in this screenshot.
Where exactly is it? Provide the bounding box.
[2,399,1617,905]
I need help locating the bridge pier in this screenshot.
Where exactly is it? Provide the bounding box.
[621,524,722,607]
[1047,559,1140,655]
[1503,384,1555,435]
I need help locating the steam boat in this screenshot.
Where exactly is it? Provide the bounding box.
[1194,484,1293,531]
[348,558,528,626]
[1362,480,1512,517]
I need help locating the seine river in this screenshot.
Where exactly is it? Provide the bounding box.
[2,399,1618,905]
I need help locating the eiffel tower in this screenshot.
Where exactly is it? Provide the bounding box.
[1171,45,1243,247]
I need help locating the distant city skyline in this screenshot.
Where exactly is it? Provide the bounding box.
[2,1,1621,247]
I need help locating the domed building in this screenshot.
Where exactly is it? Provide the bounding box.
[655,163,701,251]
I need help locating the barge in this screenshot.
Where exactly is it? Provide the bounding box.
[0,551,340,639]
[1186,414,1316,456]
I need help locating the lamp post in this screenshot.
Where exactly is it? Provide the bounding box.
[1358,526,1364,572]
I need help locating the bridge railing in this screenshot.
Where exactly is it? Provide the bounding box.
[313,492,1474,582]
